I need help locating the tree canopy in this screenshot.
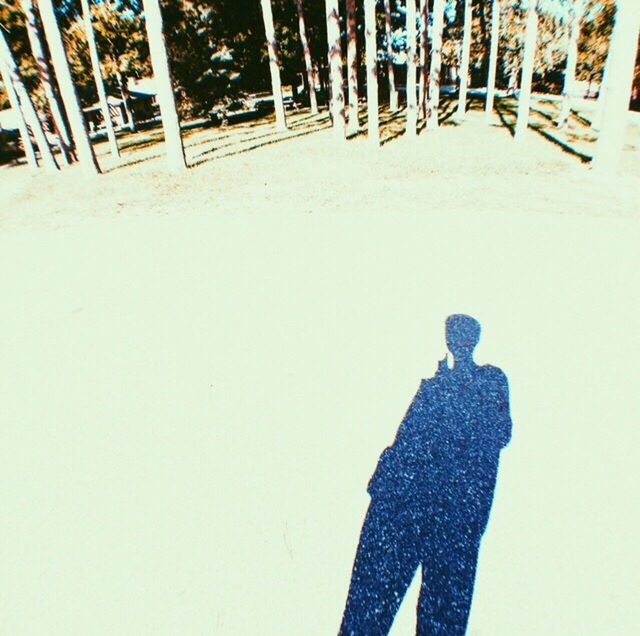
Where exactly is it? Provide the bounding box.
[0,0,635,117]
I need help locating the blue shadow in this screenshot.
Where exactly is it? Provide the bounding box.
[340,315,512,635]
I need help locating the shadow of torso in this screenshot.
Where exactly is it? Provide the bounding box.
[369,363,511,538]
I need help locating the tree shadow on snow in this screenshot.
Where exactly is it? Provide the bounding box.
[104,108,333,173]
[494,98,593,163]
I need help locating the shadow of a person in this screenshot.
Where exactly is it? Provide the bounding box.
[339,315,512,635]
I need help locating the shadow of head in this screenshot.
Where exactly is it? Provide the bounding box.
[446,314,481,361]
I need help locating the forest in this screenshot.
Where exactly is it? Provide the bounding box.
[0,0,638,173]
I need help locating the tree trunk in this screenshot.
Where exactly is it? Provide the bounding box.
[405,0,417,136]
[21,0,73,164]
[514,0,539,141]
[39,0,100,174]
[591,39,613,132]
[507,58,519,94]
[117,73,136,131]
[103,0,134,132]
[325,0,346,137]
[485,0,501,121]
[456,0,473,119]
[142,0,186,172]
[0,27,58,171]
[0,59,37,170]
[478,0,490,53]
[426,0,445,130]
[318,64,326,95]
[295,0,318,115]
[80,0,120,158]
[383,0,398,111]
[591,3,640,173]
[557,0,585,128]
[364,0,379,144]
[592,79,605,130]
[259,0,287,131]
[346,0,359,134]
[418,0,429,119]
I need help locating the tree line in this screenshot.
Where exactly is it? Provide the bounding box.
[0,0,638,176]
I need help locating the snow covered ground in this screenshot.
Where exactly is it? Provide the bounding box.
[1,108,639,634]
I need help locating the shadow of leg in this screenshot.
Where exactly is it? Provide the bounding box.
[417,520,481,636]
[340,500,421,636]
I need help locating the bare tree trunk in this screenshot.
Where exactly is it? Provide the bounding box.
[426,0,445,130]
[319,64,327,94]
[295,0,318,115]
[116,73,136,131]
[80,0,119,158]
[557,0,585,128]
[0,59,37,170]
[478,0,490,53]
[456,0,473,120]
[514,0,539,141]
[591,3,640,173]
[383,0,398,111]
[21,0,73,164]
[0,27,58,171]
[346,0,359,134]
[418,0,429,119]
[259,0,287,131]
[405,0,417,136]
[591,26,616,133]
[142,0,186,172]
[485,0,501,121]
[364,0,379,144]
[102,0,134,133]
[325,0,346,138]
[39,0,100,175]
[313,66,322,101]
[507,59,519,94]
[591,65,609,131]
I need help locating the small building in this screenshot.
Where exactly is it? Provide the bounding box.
[83,95,131,132]
[127,77,159,121]
[83,80,158,133]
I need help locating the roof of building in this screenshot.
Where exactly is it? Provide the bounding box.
[82,95,126,113]
[127,77,156,97]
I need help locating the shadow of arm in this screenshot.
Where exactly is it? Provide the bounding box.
[367,379,430,496]
[494,369,513,449]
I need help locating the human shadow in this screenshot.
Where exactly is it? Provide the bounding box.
[340,315,512,636]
